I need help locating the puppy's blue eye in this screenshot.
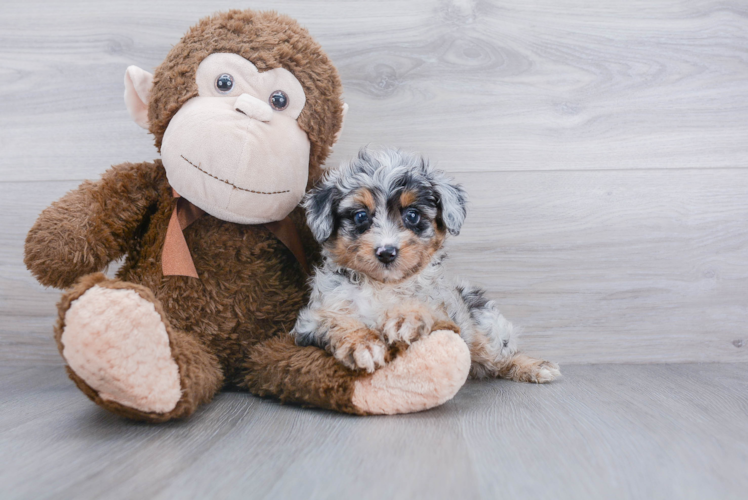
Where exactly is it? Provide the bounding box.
[403,208,420,225]
[216,74,234,93]
[353,211,369,225]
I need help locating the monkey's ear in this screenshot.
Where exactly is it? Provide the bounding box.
[332,103,348,146]
[124,66,154,129]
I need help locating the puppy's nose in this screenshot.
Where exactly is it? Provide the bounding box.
[234,93,273,122]
[375,246,398,264]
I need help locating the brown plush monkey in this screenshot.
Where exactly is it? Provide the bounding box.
[24,10,470,422]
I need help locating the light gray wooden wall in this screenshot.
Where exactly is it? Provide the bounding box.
[1,0,746,365]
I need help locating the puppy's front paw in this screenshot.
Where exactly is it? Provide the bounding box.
[383,309,434,345]
[330,329,387,373]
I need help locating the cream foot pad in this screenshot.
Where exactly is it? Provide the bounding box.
[61,285,182,413]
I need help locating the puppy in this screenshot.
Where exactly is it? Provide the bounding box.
[292,148,560,383]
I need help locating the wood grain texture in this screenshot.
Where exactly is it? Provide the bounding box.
[3,170,746,365]
[1,0,747,365]
[0,0,746,181]
[1,363,746,499]
[449,169,748,363]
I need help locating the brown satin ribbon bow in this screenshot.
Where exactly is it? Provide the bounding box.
[162,190,309,278]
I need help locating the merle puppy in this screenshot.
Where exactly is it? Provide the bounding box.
[292,148,560,383]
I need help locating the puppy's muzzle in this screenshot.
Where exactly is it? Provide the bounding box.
[375,245,398,264]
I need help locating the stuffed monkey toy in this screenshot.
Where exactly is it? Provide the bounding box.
[24,10,470,422]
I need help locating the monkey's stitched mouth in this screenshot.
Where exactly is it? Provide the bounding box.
[180,155,290,195]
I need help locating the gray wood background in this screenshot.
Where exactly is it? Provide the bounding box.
[1,0,747,365]
[2,363,747,499]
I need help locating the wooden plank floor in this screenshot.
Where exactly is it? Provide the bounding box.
[1,363,746,499]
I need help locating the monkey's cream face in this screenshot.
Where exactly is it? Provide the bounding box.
[160,53,310,224]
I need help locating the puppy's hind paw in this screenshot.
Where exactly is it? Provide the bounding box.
[500,354,561,384]
[534,361,561,383]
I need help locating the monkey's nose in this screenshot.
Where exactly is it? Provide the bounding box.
[234,94,273,122]
[375,246,398,264]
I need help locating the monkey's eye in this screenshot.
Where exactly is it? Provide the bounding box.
[353,210,369,226]
[269,90,289,110]
[215,74,234,93]
[403,208,420,225]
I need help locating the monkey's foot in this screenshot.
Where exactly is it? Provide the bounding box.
[60,282,182,414]
[352,330,470,414]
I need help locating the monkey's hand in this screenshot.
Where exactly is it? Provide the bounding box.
[24,161,164,289]
[382,303,436,345]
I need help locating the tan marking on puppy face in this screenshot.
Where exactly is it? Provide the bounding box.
[391,234,428,280]
[334,230,421,283]
[429,220,447,252]
[353,188,376,213]
[326,205,449,283]
[325,186,383,276]
[322,175,452,283]
[326,230,384,278]
[399,190,418,208]
[391,221,447,282]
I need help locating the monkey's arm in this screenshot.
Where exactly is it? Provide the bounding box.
[24,161,164,289]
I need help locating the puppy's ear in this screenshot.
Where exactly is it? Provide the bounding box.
[304,182,339,243]
[433,174,467,235]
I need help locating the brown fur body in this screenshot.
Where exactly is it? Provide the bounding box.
[27,158,366,420]
[24,11,369,421]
